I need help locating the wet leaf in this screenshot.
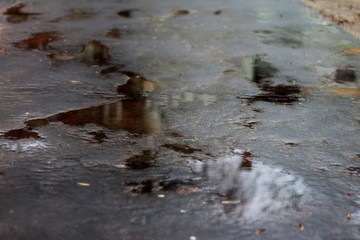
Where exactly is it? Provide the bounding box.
[255,228,266,235]
[47,53,75,61]
[77,40,110,65]
[106,28,122,38]
[14,32,61,50]
[118,9,137,18]
[299,223,305,231]
[77,182,90,187]
[176,187,201,196]
[341,48,360,55]
[173,10,190,16]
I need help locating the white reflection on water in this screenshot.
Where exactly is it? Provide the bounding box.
[1,140,49,152]
[204,151,306,221]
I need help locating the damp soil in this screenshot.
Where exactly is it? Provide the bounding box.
[0,0,360,239]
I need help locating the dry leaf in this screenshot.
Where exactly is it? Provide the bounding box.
[341,48,360,55]
[328,88,360,96]
[346,213,351,221]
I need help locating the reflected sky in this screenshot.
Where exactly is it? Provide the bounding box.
[202,151,306,221]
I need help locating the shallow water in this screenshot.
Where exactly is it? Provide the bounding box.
[0,0,359,239]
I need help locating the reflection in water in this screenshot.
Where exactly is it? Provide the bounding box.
[203,151,306,220]
[125,150,156,170]
[26,99,162,134]
[157,92,217,108]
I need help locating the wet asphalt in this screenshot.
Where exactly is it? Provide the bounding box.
[0,0,359,239]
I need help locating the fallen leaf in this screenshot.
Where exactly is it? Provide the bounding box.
[77,182,90,187]
[176,187,201,196]
[346,213,351,221]
[341,48,360,55]
[299,223,305,231]
[346,192,356,196]
[328,88,360,96]
[14,32,61,50]
[255,228,266,235]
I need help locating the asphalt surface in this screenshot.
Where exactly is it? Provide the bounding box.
[0,0,359,239]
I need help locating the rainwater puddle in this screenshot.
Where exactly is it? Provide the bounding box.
[199,150,306,221]
[254,28,306,48]
[162,144,202,154]
[241,55,311,104]
[125,150,156,170]
[25,99,163,135]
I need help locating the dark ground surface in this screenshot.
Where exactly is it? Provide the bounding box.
[0,0,359,239]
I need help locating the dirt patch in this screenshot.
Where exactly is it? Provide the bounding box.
[301,0,360,39]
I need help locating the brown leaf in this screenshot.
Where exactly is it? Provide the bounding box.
[14,32,60,50]
[346,213,351,221]
[299,223,305,231]
[176,187,201,196]
[341,48,360,55]
[255,228,266,235]
[328,88,360,97]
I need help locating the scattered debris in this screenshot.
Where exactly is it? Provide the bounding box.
[176,187,201,196]
[335,67,357,84]
[106,28,122,38]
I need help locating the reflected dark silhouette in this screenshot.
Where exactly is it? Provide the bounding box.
[25,99,163,134]
[1,128,41,140]
[125,150,156,169]
[3,3,41,23]
[162,144,202,154]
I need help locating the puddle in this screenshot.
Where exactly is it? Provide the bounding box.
[3,3,41,23]
[87,131,107,144]
[1,128,41,140]
[117,72,157,98]
[14,32,61,50]
[25,99,163,135]
[78,40,110,65]
[206,153,306,218]
[156,92,217,107]
[162,144,202,154]
[254,28,305,48]
[243,55,278,84]
[241,55,310,104]
[125,150,156,170]
[125,177,195,195]
[197,150,306,220]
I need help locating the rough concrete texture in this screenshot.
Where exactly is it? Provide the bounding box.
[302,0,360,39]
